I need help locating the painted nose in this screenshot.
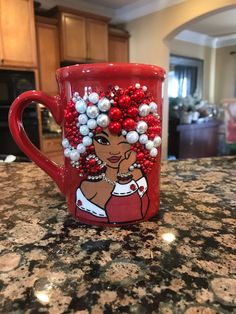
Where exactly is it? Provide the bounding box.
[109,151,120,155]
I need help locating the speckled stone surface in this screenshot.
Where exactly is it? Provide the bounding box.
[0,157,235,314]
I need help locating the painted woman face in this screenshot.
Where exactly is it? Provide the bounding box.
[93,128,130,169]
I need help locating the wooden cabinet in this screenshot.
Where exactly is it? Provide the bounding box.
[168,120,220,159]
[36,17,60,95]
[53,7,109,63]
[108,28,129,63]
[0,0,37,68]
[60,12,86,62]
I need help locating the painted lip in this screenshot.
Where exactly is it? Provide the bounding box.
[107,156,122,163]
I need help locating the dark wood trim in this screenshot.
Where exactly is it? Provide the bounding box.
[48,6,110,23]
[35,15,58,25]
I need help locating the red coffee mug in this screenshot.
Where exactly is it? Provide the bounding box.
[9,63,165,226]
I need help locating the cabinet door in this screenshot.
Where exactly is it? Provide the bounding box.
[60,13,86,62]
[86,19,108,62]
[109,35,129,62]
[37,23,60,95]
[0,0,37,67]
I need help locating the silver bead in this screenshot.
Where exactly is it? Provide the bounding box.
[80,125,89,136]
[136,121,148,134]
[98,97,111,112]
[150,147,158,157]
[82,136,92,146]
[142,86,147,92]
[139,104,150,117]
[149,102,158,113]
[62,138,69,148]
[114,85,119,91]
[153,136,162,147]
[129,165,134,171]
[75,99,87,113]
[139,134,148,144]
[73,92,79,98]
[70,149,80,161]
[145,140,154,150]
[64,148,71,157]
[88,92,99,104]
[78,114,88,125]
[126,131,139,144]
[97,114,110,128]
[135,83,140,89]
[86,105,99,119]
[89,132,93,137]
[87,118,97,129]
[122,130,127,136]
[77,143,86,154]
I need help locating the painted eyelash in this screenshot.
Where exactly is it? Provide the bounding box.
[94,136,110,145]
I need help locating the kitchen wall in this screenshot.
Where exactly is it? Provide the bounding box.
[124,0,236,158]
[214,45,236,104]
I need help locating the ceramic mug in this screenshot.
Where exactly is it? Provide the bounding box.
[9,63,165,226]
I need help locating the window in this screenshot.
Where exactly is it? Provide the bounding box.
[168,55,203,99]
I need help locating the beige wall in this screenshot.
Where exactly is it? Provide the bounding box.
[214,45,236,104]
[169,39,212,101]
[125,0,236,159]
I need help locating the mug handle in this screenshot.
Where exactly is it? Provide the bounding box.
[8,90,65,194]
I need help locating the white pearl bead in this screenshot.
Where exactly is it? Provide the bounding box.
[136,121,148,134]
[145,140,154,150]
[150,147,158,157]
[80,125,89,136]
[62,138,69,148]
[122,130,127,136]
[75,100,87,113]
[73,92,79,98]
[87,119,97,130]
[126,131,139,144]
[149,102,158,113]
[78,114,88,125]
[98,97,111,112]
[64,148,71,157]
[86,106,99,119]
[82,136,92,146]
[142,86,147,92]
[97,114,110,128]
[153,136,162,147]
[88,92,99,104]
[89,132,93,137]
[77,143,86,154]
[70,149,80,161]
[129,165,134,171]
[139,134,148,144]
[139,104,150,117]
[135,83,140,89]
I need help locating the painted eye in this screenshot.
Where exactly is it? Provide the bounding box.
[94,136,110,145]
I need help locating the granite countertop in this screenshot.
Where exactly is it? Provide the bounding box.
[0,157,235,314]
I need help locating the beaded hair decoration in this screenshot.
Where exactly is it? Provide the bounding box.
[62,83,162,177]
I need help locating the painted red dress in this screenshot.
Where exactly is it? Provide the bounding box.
[75,177,149,224]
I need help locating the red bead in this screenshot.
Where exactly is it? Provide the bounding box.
[108,121,122,134]
[136,152,144,161]
[130,184,136,191]
[132,90,144,101]
[109,107,122,121]
[119,95,131,108]
[127,106,138,118]
[122,118,135,131]
[88,159,96,167]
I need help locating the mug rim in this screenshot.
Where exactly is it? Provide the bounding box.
[56,62,166,81]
